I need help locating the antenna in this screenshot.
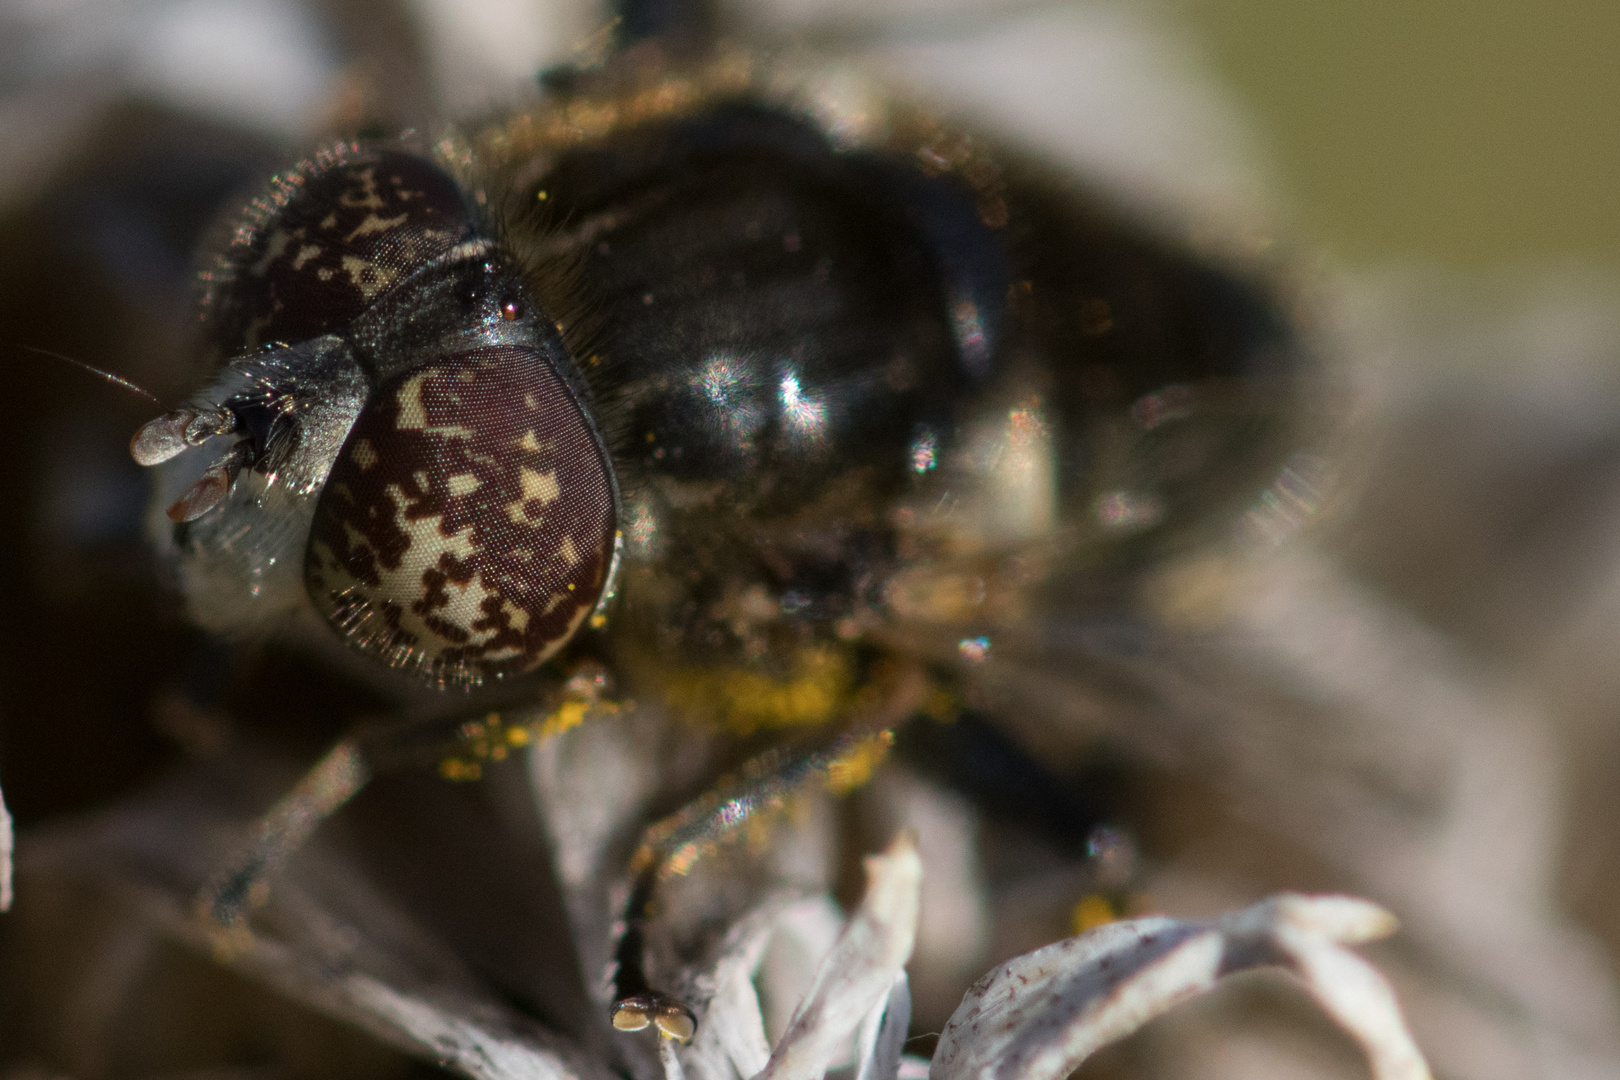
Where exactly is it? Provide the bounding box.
[21,345,163,405]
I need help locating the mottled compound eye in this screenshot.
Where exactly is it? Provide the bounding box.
[304,345,617,688]
[204,149,477,351]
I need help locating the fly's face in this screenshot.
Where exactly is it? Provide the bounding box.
[134,147,618,689]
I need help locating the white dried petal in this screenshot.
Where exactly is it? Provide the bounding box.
[351,978,594,1080]
[757,897,845,1046]
[661,1032,691,1080]
[701,946,774,1080]
[1255,897,1429,1080]
[21,756,615,1080]
[852,973,911,1080]
[683,902,784,1080]
[931,893,1431,1080]
[161,884,609,1080]
[752,835,922,1080]
[683,901,913,1080]
[932,917,1211,1080]
[1245,892,1399,945]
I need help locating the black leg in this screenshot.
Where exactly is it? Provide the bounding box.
[609,663,928,1041]
[193,691,583,941]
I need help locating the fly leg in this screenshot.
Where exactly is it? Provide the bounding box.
[194,688,597,946]
[196,738,371,940]
[608,662,928,1042]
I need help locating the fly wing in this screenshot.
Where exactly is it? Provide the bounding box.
[872,541,1451,854]
[878,537,1620,1079]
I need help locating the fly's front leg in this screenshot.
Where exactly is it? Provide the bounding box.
[194,669,619,947]
[196,738,371,944]
[609,662,929,1043]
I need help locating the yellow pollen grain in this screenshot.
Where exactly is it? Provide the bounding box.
[826,731,893,795]
[1072,894,1118,935]
[540,700,589,738]
[438,759,483,782]
[662,647,851,735]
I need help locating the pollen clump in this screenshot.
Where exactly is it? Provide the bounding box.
[1071,893,1120,935]
[826,731,894,795]
[661,647,852,735]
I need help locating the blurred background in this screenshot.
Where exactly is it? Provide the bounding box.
[2,1,1620,1078]
[1181,0,1620,272]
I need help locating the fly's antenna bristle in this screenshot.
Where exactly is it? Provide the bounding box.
[23,345,164,406]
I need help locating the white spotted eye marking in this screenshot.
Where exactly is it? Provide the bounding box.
[304,346,616,687]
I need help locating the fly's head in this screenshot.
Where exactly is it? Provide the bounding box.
[132,145,619,691]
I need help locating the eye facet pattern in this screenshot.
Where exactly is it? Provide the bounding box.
[205,149,477,352]
[304,345,617,686]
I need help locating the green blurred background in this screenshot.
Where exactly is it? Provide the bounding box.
[1174,1,1620,270]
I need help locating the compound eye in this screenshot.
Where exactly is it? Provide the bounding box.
[304,345,616,688]
[209,151,476,351]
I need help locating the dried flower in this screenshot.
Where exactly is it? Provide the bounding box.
[15,744,1431,1080]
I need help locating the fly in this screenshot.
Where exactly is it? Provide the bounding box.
[123,0,1310,1056]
